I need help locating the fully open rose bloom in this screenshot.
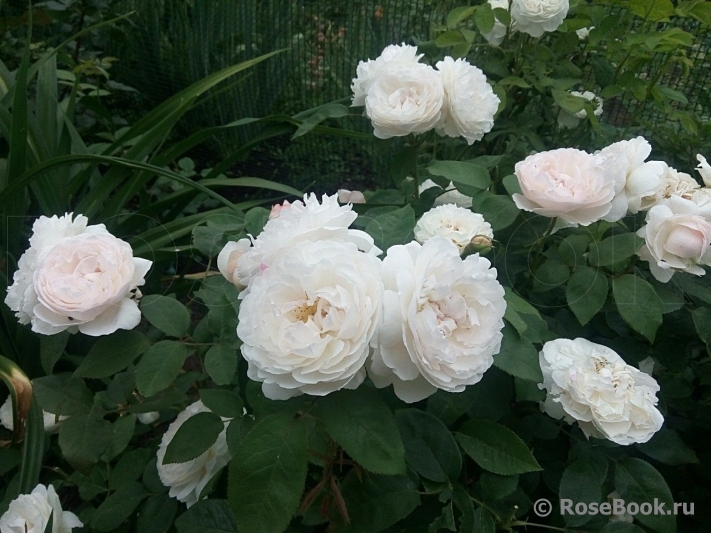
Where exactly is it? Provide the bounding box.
[217,194,380,289]
[369,237,506,403]
[5,213,151,336]
[156,400,231,508]
[238,239,383,400]
[512,148,625,225]
[0,483,83,533]
[351,43,423,107]
[539,338,663,445]
[0,396,66,433]
[637,195,711,283]
[414,204,493,253]
[435,57,499,145]
[511,0,569,37]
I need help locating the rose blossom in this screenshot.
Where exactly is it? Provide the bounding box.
[419,179,472,208]
[557,90,603,129]
[364,62,444,138]
[337,189,366,204]
[512,148,625,225]
[369,237,506,402]
[351,43,423,107]
[0,396,66,433]
[511,0,569,37]
[482,0,509,45]
[636,195,711,283]
[217,194,380,289]
[596,137,667,214]
[5,213,151,336]
[237,239,383,400]
[156,400,231,508]
[696,154,711,187]
[435,57,499,145]
[576,26,594,40]
[0,483,82,533]
[268,200,292,220]
[639,164,700,211]
[538,338,664,445]
[414,204,494,253]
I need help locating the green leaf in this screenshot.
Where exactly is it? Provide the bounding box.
[205,345,238,386]
[40,332,69,374]
[365,205,415,251]
[614,458,676,532]
[316,388,406,475]
[456,420,542,475]
[91,481,149,532]
[559,458,607,526]
[136,341,189,397]
[552,89,587,114]
[75,331,150,378]
[473,4,496,34]
[477,193,519,231]
[228,413,309,533]
[435,30,468,47]
[452,485,476,532]
[589,233,644,267]
[140,295,191,338]
[200,389,244,419]
[137,494,177,533]
[473,507,496,533]
[175,500,238,533]
[630,0,674,21]
[447,6,477,27]
[33,374,92,416]
[480,472,519,500]
[58,410,112,472]
[163,412,225,464]
[110,448,152,490]
[429,502,456,533]
[103,414,136,462]
[636,428,698,465]
[533,261,570,291]
[292,103,349,139]
[567,267,609,325]
[494,325,543,382]
[612,275,663,343]
[395,409,461,482]
[332,471,420,533]
[428,161,490,190]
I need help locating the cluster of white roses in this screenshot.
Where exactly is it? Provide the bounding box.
[483,0,570,44]
[351,44,500,144]
[218,193,506,403]
[513,138,711,282]
[538,338,663,445]
[5,213,152,337]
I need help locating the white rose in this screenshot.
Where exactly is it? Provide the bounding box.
[337,189,366,204]
[576,26,594,40]
[538,338,664,445]
[414,204,494,253]
[511,0,569,37]
[696,154,711,187]
[217,238,252,289]
[0,483,83,533]
[556,90,603,129]
[636,195,711,283]
[435,57,499,145]
[640,165,700,210]
[364,62,444,139]
[482,0,509,45]
[0,396,66,433]
[5,213,152,337]
[689,187,711,207]
[512,148,626,225]
[237,239,383,400]
[596,137,667,214]
[351,43,423,107]
[369,237,506,403]
[268,200,292,220]
[418,179,472,208]
[156,400,231,508]
[224,194,380,288]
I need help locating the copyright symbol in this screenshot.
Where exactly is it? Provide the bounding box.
[534,498,552,517]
